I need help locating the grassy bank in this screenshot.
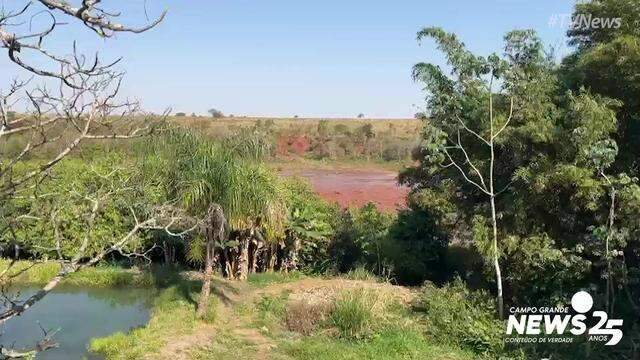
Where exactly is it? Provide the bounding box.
[3,261,484,359]
[0,259,155,287]
[90,284,216,359]
[92,272,477,360]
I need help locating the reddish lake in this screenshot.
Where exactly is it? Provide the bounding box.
[280,167,409,211]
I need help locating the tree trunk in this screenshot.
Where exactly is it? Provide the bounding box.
[197,203,227,316]
[605,184,616,314]
[265,244,277,272]
[283,237,301,272]
[236,236,250,280]
[490,195,504,319]
[248,239,258,274]
[196,240,214,318]
[162,240,175,265]
[487,85,504,320]
[291,238,301,271]
[276,241,286,271]
[248,228,265,273]
[225,252,233,279]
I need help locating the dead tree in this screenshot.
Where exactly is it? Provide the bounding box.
[0,1,166,199]
[0,0,166,353]
[0,323,57,359]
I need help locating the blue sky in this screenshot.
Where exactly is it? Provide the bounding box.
[0,0,576,118]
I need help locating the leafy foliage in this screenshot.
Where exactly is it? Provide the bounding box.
[415,280,508,356]
[3,154,159,260]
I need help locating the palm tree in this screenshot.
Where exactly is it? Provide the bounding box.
[143,130,287,315]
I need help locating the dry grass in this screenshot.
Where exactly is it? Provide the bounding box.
[285,300,333,335]
[171,116,421,138]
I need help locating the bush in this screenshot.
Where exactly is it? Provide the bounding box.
[415,279,504,355]
[328,204,394,275]
[256,294,288,318]
[383,208,450,285]
[201,300,218,324]
[329,289,391,339]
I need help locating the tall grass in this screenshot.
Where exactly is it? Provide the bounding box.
[282,327,477,360]
[0,259,155,287]
[342,267,380,282]
[329,289,391,339]
[246,271,305,288]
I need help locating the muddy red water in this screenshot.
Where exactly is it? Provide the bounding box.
[280,168,409,211]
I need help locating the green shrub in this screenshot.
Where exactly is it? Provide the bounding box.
[201,300,218,324]
[256,294,288,318]
[415,279,504,355]
[329,289,391,339]
[329,204,394,275]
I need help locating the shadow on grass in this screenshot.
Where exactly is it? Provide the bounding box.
[149,265,199,305]
[147,265,243,307]
[210,278,243,306]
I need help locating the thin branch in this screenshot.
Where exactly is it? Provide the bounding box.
[442,147,491,196]
[492,97,514,140]
[456,114,490,146]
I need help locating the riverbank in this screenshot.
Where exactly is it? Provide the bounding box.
[0,259,156,287]
[91,272,476,360]
[2,261,487,359]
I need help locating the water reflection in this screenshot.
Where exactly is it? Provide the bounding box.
[0,286,153,359]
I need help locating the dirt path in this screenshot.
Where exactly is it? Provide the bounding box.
[150,277,271,360]
[152,277,415,359]
[152,323,218,360]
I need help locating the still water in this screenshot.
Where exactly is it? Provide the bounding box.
[1,286,152,359]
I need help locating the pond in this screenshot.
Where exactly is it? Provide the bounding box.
[279,167,408,211]
[0,286,153,359]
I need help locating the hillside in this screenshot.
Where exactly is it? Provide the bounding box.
[170,116,422,167]
[171,116,421,136]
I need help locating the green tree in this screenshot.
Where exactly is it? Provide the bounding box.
[407,24,640,353]
[142,130,287,315]
[208,108,224,118]
[562,0,640,174]
[283,179,334,272]
[410,27,518,317]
